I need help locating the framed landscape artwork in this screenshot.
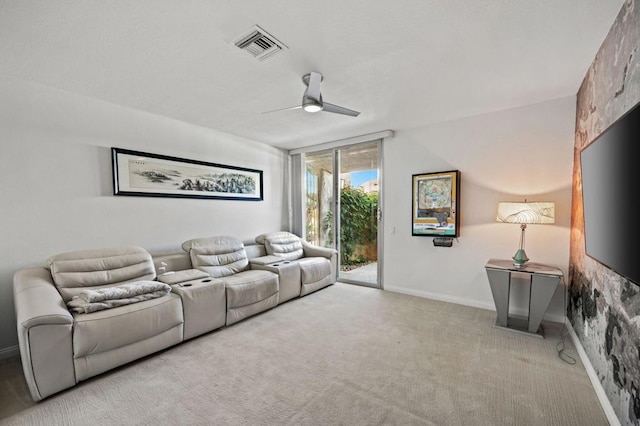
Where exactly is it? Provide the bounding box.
[412,170,460,237]
[111,148,263,201]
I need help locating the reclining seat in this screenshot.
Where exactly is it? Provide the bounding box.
[255,232,337,296]
[182,236,279,326]
[14,246,184,401]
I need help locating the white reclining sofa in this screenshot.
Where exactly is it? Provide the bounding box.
[13,246,184,401]
[254,231,337,296]
[181,235,281,326]
[13,233,337,402]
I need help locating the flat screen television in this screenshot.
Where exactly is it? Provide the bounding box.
[580,100,640,286]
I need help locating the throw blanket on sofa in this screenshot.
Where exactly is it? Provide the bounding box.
[67,281,171,314]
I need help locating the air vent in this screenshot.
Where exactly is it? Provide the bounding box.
[233,25,287,61]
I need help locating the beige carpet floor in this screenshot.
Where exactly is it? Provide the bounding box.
[0,283,608,426]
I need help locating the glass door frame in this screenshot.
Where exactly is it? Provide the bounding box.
[336,140,383,289]
[301,139,384,289]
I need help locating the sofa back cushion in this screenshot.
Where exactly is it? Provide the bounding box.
[182,236,249,278]
[255,232,304,261]
[47,246,156,302]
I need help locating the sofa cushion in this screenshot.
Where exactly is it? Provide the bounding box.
[183,236,249,278]
[297,257,332,285]
[47,246,156,302]
[223,270,279,309]
[72,293,183,359]
[157,269,209,285]
[255,232,304,261]
[72,293,183,381]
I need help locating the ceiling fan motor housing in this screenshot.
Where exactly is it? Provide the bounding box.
[302,72,323,86]
[302,72,324,112]
[262,71,359,116]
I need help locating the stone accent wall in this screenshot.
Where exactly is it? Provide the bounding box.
[569,1,640,424]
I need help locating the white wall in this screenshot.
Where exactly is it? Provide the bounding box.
[0,79,576,355]
[0,78,288,354]
[383,96,575,320]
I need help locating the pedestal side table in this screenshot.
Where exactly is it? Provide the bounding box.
[485,259,562,338]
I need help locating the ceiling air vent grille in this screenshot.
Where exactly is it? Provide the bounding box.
[233,25,287,61]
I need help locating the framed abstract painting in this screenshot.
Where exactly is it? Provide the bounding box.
[411,170,460,237]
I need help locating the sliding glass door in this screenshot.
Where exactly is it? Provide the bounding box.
[304,141,381,288]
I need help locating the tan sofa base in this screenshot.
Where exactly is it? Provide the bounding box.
[226,292,279,326]
[250,260,301,303]
[74,324,184,381]
[72,293,184,381]
[223,271,278,306]
[171,278,226,340]
[300,275,334,296]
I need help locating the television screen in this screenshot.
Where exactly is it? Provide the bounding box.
[580,100,640,286]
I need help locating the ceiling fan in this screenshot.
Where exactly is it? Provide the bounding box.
[262,71,360,117]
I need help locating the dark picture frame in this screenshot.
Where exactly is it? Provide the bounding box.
[412,170,460,237]
[111,147,263,201]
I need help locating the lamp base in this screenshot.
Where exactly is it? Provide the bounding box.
[513,249,529,267]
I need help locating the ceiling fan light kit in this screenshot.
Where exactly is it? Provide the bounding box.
[303,103,322,113]
[263,71,360,117]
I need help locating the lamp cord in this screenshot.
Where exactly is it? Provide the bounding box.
[557,275,576,365]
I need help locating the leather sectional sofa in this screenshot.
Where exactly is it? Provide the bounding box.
[12,232,337,401]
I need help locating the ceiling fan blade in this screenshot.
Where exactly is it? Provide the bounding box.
[304,71,323,102]
[322,102,360,117]
[261,105,303,114]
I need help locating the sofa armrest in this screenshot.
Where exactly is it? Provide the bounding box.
[13,267,76,401]
[14,268,74,327]
[301,240,337,259]
[301,241,338,283]
[249,255,286,266]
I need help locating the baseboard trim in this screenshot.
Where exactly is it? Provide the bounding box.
[384,285,495,310]
[566,322,620,426]
[383,286,565,323]
[0,345,19,360]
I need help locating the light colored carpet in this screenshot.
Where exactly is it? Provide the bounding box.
[0,283,608,425]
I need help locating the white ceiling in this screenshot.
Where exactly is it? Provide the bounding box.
[0,0,624,150]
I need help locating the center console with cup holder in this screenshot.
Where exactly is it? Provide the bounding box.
[250,256,302,303]
[158,269,226,340]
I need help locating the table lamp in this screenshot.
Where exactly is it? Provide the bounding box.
[496,201,555,267]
